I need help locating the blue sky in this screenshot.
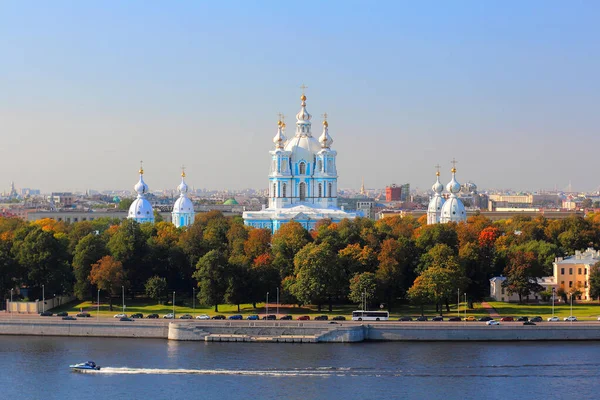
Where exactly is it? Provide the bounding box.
[1,1,599,193]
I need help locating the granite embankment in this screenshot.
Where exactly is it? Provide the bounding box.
[2,319,600,342]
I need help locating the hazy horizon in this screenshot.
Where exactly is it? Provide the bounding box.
[2,1,599,194]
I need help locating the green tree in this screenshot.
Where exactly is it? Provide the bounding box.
[0,236,18,301]
[89,255,125,311]
[408,265,455,316]
[348,272,377,306]
[589,262,600,301]
[225,256,252,312]
[72,233,107,300]
[107,220,149,292]
[118,198,134,211]
[376,237,415,311]
[291,242,341,311]
[193,250,228,312]
[145,276,167,304]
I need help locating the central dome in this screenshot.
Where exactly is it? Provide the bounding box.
[284,135,322,164]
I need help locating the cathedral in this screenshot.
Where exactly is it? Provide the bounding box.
[243,92,357,232]
[127,164,195,227]
[427,162,467,224]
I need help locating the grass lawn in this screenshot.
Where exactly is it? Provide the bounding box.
[486,301,600,321]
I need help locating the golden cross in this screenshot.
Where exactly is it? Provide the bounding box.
[300,84,308,95]
[181,165,186,177]
[450,158,458,173]
[321,112,328,121]
[139,160,144,174]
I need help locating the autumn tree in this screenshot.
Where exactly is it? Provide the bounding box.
[89,255,125,311]
[72,233,107,300]
[502,250,544,303]
[376,237,415,311]
[272,221,312,279]
[589,262,600,302]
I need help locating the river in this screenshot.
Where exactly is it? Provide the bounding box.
[0,336,597,399]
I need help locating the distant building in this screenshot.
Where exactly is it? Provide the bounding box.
[385,184,409,202]
[47,192,74,207]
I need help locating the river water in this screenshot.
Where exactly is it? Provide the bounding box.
[0,336,597,399]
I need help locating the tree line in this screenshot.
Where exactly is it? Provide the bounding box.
[1,211,600,312]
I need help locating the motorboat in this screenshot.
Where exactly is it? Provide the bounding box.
[69,361,100,371]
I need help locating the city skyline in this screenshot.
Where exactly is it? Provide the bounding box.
[2,1,600,193]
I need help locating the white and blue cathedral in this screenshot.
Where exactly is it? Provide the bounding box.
[127,164,195,228]
[427,164,467,225]
[243,93,357,232]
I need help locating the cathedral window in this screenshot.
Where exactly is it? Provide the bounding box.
[299,162,306,175]
[299,182,306,201]
[317,160,322,172]
[318,183,322,198]
[273,183,277,197]
[282,183,287,198]
[328,182,333,198]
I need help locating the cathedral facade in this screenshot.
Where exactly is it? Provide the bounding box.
[243,92,357,232]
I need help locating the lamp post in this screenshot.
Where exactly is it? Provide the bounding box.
[457,288,460,318]
[192,288,196,318]
[42,285,45,313]
[173,292,175,319]
[266,292,269,318]
[464,293,467,320]
[97,289,100,319]
[122,286,125,314]
[276,287,279,318]
[570,292,573,320]
[552,288,555,317]
[10,288,13,317]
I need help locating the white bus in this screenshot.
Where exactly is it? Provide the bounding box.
[351,310,389,321]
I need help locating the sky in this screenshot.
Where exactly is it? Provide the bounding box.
[1,1,599,194]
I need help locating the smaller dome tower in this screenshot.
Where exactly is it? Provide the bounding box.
[440,159,466,224]
[128,162,155,223]
[427,165,445,225]
[172,167,195,228]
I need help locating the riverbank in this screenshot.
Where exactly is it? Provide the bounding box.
[2,319,600,342]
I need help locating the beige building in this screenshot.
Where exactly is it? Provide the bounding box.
[490,248,600,302]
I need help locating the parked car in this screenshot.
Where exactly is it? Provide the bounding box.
[76,312,91,318]
[179,314,193,319]
[262,315,277,320]
[147,314,159,319]
[114,313,127,319]
[332,316,346,321]
[530,316,543,322]
[163,313,174,319]
[212,315,226,320]
[448,316,461,321]
[465,316,477,322]
[479,316,492,322]
[564,316,578,322]
[314,315,329,321]
[598,316,600,321]
[228,314,242,320]
[399,316,413,321]
[130,313,144,319]
[486,320,500,326]
[416,316,428,321]
[40,311,53,317]
[56,311,68,317]
[297,316,310,321]
[62,316,77,321]
[516,316,529,322]
[500,316,514,322]
[196,314,210,320]
[523,321,536,326]
[432,316,444,322]
[547,316,560,322]
[120,317,134,321]
[280,315,293,320]
[246,315,259,320]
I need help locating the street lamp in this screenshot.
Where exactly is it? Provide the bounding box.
[10,288,13,317]
[570,292,574,320]
[464,293,467,320]
[122,286,125,314]
[42,285,45,313]
[457,288,460,318]
[192,288,196,318]
[551,288,555,317]
[266,292,269,318]
[276,287,279,318]
[97,289,100,319]
[173,292,175,319]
